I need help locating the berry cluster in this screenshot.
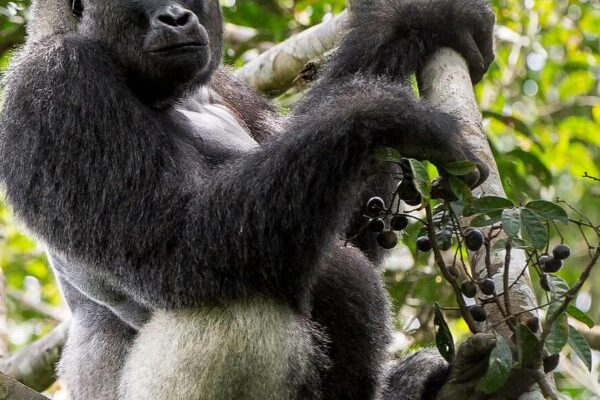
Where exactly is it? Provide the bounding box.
[365,197,410,250]
[539,244,571,291]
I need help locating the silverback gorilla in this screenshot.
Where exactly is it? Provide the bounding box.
[0,0,495,398]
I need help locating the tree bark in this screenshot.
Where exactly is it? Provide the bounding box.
[234,11,349,95]
[419,48,545,400]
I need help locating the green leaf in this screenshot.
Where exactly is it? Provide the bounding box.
[444,161,478,176]
[471,211,503,227]
[517,324,542,369]
[567,305,595,329]
[373,146,402,163]
[464,196,514,216]
[433,303,455,363]
[477,334,513,395]
[525,201,568,224]
[408,159,432,201]
[568,325,592,371]
[546,313,569,354]
[520,208,549,250]
[511,237,534,250]
[547,275,570,298]
[501,208,521,238]
[449,176,474,204]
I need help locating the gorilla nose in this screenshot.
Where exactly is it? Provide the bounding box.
[152,5,196,29]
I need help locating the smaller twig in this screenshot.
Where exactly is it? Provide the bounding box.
[583,172,600,182]
[425,205,480,333]
[503,240,515,329]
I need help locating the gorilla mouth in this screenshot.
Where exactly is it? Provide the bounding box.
[150,42,207,53]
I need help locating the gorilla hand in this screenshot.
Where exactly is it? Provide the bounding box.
[393,108,489,188]
[436,333,497,400]
[343,0,495,83]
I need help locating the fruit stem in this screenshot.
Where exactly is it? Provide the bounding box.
[425,204,481,334]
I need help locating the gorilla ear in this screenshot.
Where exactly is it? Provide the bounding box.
[71,0,83,18]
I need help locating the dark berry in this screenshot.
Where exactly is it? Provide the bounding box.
[390,215,409,231]
[469,305,487,322]
[368,218,385,233]
[539,255,552,268]
[479,278,496,296]
[543,354,560,373]
[377,231,398,250]
[525,316,540,333]
[465,229,485,251]
[461,281,478,298]
[416,236,432,252]
[439,240,452,251]
[552,244,571,261]
[397,181,422,206]
[366,197,385,216]
[543,258,563,273]
[540,274,551,292]
[404,195,423,207]
[448,266,460,279]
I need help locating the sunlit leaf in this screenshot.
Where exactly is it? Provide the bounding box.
[501,208,521,238]
[408,159,431,201]
[568,325,592,371]
[520,208,549,250]
[471,211,503,227]
[525,201,568,224]
[547,275,570,298]
[567,305,595,329]
[434,303,455,363]
[464,196,514,216]
[546,313,569,355]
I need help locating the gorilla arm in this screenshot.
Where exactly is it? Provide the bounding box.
[0,34,474,311]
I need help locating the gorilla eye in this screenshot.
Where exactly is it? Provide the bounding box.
[71,0,83,18]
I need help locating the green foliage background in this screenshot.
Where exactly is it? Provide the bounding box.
[0,0,599,397]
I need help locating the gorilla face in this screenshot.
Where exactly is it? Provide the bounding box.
[78,0,224,102]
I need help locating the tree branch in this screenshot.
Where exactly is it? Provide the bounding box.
[0,321,69,392]
[0,372,49,400]
[419,48,545,399]
[234,11,349,95]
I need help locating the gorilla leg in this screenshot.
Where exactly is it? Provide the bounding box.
[119,298,324,400]
[58,300,135,400]
[311,245,391,400]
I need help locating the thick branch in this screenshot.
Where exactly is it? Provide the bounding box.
[0,372,48,400]
[0,272,9,359]
[234,11,349,95]
[0,321,69,392]
[419,48,544,399]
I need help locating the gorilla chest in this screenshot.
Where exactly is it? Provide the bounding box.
[174,101,259,163]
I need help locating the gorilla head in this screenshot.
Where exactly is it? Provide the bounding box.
[76,0,224,101]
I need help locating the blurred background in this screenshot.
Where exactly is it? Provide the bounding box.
[0,0,599,398]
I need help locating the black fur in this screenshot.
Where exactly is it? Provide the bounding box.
[0,0,494,398]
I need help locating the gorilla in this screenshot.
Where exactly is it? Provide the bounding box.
[0,0,495,398]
